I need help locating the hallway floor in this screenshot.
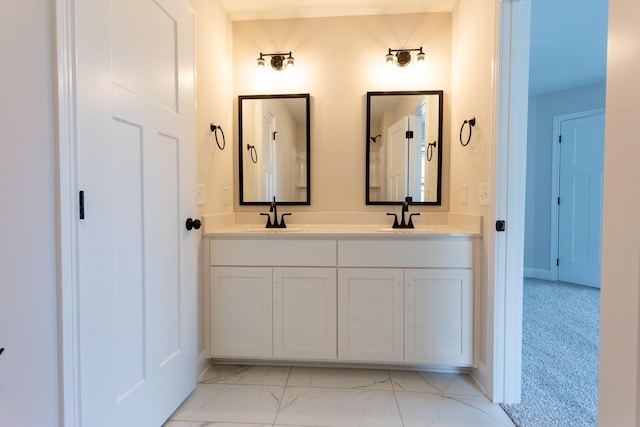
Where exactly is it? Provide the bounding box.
[165,365,515,427]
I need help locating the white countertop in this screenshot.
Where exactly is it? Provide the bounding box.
[204,223,480,238]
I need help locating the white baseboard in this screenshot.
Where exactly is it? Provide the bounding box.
[523,268,553,281]
[197,350,210,380]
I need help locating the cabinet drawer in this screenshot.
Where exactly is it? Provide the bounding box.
[211,239,337,266]
[338,239,472,268]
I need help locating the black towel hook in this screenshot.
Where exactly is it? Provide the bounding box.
[426,141,437,162]
[459,117,476,147]
[210,123,226,150]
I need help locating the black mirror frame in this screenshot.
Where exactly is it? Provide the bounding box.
[238,93,311,206]
[365,90,443,206]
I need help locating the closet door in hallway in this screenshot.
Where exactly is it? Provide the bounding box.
[558,112,604,288]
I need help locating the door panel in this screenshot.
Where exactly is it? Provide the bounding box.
[75,0,196,425]
[387,118,408,200]
[113,120,145,401]
[338,268,404,362]
[405,269,473,365]
[273,268,337,360]
[210,267,273,358]
[558,114,604,287]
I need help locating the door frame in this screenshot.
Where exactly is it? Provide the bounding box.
[490,0,531,403]
[550,109,605,282]
[54,0,82,425]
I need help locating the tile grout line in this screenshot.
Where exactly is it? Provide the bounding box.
[271,365,293,426]
[389,369,406,427]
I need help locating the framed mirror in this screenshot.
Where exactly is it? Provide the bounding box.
[239,94,310,205]
[366,90,443,205]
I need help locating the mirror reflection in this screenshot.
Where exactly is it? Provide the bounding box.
[239,94,310,205]
[366,91,443,205]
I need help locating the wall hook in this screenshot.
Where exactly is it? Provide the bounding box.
[370,134,382,143]
[459,117,476,147]
[210,123,226,150]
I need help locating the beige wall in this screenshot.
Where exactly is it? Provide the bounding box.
[451,0,497,378]
[232,13,452,213]
[193,0,234,216]
[189,0,234,361]
[599,0,640,424]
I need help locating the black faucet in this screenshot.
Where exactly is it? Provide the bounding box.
[261,196,291,228]
[387,196,420,229]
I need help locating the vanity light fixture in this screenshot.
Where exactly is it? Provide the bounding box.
[386,47,425,67]
[257,51,295,71]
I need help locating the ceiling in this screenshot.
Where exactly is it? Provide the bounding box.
[220,0,458,21]
[220,0,608,95]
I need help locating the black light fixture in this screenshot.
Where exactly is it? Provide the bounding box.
[386,47,425,67]
[257,51,295,70]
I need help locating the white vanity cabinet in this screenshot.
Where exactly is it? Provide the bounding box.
[337,239,473,366]
[209,239,337,360]
[207,231,475,368]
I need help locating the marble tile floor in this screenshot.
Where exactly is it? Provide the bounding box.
[165,365,515,427]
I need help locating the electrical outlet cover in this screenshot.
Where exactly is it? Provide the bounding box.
[479,183,490,206]
[196,184,205,205]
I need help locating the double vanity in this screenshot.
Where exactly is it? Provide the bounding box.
[203,214,481,369]
[204,89,478,369]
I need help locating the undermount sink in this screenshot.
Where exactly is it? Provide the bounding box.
[243,226,308,233]
[376,227,416,233]
[375,226,439,233]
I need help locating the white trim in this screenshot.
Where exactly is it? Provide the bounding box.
[491,0,531,404]
[523,268,552,280]
[550,108,605,282]
[54,0,81,425]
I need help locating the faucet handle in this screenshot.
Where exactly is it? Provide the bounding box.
[387,212,399,228]
[280,213,291,228]
[260,212,272,228]
[407,213,420,228]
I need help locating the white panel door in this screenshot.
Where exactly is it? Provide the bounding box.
[558,114,605,287]
[273,268,337,360]
[75,0,197,426]
[338,268,404,362]
[210,267,273,358]
[405,269,473,366]
[387,117,408,200]
[260,105,276,200]
[407,114,423,200]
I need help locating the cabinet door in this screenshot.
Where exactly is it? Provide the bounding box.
[405,269,473,365]
[273,268,337,360]
[338,268,404,362]
[210,266,272,358]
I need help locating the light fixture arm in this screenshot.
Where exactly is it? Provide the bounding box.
[387,47,424,55]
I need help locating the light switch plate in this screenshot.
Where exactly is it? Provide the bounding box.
[479,183,490,206]
[196,184,205,206]
[461,185,468,206]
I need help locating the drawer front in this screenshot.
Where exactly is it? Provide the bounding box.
[211,239,337,266]
[338,239,472,268]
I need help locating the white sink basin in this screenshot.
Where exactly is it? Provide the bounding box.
[243,226,308,233]
[375,226,440,233]
[376,227,416,233]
